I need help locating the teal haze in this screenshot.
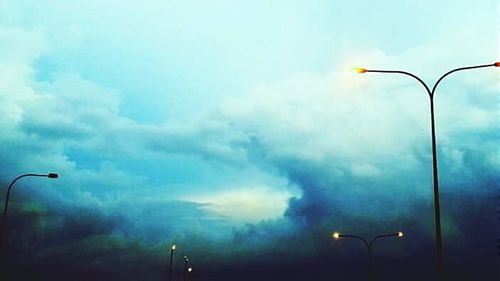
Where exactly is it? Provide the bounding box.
[0,1,498,280]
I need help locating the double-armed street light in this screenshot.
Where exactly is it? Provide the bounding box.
[333,231,404,280]
[353,61,499,280]
[0,173,59,256]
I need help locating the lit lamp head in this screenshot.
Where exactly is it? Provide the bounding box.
[171,244,176,251]
[494,62,500,67]
[332,232,340,240]
[184,256,189,262]
[397,232,404,238]
[352,67,367,74]
[188,267,193,273]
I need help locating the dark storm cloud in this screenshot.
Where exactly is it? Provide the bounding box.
[3,74,498,280]
[1,188,237,280]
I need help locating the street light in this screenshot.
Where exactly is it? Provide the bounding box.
[1,173,59,256]
[352,67,368,74]
[168,244,176,281]
[354,61,499,280]
[332,231,404,281]
[187,267,193,281]
[183,255,189,281]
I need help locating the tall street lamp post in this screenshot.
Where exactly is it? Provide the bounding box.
[1,173,59,256]
[168,244,176,281]
[354,61,499,280]
[333,231,404,281]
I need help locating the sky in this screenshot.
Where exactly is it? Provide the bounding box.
[0,1,499,280]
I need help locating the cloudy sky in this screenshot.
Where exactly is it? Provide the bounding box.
[0,1,498,280]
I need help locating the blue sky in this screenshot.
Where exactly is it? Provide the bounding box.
[0,1,498,280]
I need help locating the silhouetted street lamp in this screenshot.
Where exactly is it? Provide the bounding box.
[354,61,499,280]
[183,255,189,281]
[333,231,403,281]
[187,267,193,281]
[1,173,58,256]
[168,244,176,281]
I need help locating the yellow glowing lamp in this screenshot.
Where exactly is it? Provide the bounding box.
[398,232,404,237]
[352,67,367,74]
[332,232,340,239]
[495,62,500,67]
[171,244,176,250]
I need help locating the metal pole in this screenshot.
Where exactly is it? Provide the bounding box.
[429,96,444,281]
[367,245,373,281]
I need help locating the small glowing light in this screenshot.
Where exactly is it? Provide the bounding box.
[171,244,176,250]
[398,232,404,237]
[184,256,189,262]
[188,267,193,272]
[333,232,340,239]
[352,67,367,74]
[494,62,500,67]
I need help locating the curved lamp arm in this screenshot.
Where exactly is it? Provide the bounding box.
[369,232,403,248]
[364,69,432,97]
[431,63,497,96]
[337,234,370,249]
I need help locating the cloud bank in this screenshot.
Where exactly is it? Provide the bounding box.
[0,1,498,280]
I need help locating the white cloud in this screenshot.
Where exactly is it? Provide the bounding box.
[0,28,45,129]
[185,186,293,223]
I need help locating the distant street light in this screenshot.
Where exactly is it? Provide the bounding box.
[168,244,176,281]
[187,267,193,281]
[354,61,499,280]
[333,231,404,281]
[183,255,189,281]
[1,173,59,256]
